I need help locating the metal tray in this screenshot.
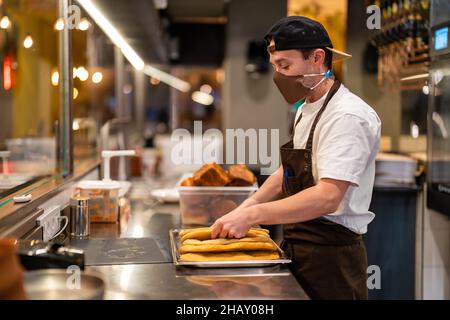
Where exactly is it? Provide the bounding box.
[170,229,291,268]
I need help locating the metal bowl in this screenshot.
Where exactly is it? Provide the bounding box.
[24,269,105,300]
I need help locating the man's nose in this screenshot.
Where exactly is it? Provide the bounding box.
[273,66,283,74]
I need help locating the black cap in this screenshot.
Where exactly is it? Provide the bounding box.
[264,16,352,61]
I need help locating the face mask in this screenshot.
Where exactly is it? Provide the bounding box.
[273,70,333,104]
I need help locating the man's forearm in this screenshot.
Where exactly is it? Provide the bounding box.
[240,167,283,209]
[248,181,343,226]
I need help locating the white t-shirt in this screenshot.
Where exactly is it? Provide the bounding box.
[293,84,381,234]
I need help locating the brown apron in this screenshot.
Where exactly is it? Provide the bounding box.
[280,80,368,300]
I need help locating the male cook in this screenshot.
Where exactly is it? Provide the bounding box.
[211,16,381,300]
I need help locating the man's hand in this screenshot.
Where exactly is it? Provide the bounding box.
[209,166,283,239]
[211,207,255,239]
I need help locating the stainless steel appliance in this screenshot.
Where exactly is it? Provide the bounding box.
[427,0,450,216]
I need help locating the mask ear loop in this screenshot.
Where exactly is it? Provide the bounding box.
[300,72,326,78]
[298,70,333,80]
[309,69,333,91]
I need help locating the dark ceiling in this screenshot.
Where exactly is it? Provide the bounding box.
[167,0,228,23]
[89,0,168,64]
[86,0,228,66]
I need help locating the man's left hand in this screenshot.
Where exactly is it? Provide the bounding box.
[211,207,255,239]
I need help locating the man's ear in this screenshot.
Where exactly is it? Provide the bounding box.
[313,49,326,67]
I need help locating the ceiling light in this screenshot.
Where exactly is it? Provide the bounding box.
[73,88,79,100]
[73,120,80,131]
[77,67,89,82]
[0,16,11,29]
[192,91,214,106]
[144,65,190,92]
[23,35,34,49]
[54,18,65,31]
[51,71,59,86]
[92,71,103,84]
[78,18,90,31]
[400,73,429,81]
[410,123,419,139]
[78,0,145,70]
[78,0,191,92]
[153,0,168,10]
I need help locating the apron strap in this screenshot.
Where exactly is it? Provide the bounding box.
[290,113,303,138]
[304,79,341,152]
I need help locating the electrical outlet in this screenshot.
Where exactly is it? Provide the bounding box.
[37,205,61,242]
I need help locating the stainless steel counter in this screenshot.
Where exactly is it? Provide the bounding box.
[90,264,307,300]
[78,179,308,300]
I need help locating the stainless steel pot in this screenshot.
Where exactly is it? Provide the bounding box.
[24,269,105,300]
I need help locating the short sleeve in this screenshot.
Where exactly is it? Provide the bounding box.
[316,113,379,186]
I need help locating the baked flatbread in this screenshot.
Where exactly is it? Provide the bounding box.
[179,227,269,237]
[182,236,270,246]
[179,241,277,254]
[180,251,280,262]
[180,227,269,243]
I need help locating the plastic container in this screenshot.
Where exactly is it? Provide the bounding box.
[78,150,135,223]
[78,180,120,223]
[178,185,258,226]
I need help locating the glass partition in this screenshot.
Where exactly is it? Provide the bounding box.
[0,0,61,197]
[0,0,155,204]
